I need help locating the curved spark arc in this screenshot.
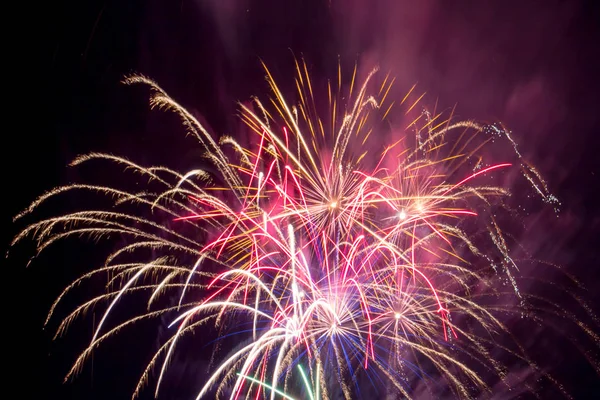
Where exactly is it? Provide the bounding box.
[13,58,596,400]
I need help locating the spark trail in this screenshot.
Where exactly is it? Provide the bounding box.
[13,59,598,399]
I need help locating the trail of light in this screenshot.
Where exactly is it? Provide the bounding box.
[297,365,315,400]
[442,163,512,195]
[91,262,154,343]
[236,373,297,400]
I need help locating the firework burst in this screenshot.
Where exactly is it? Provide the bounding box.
[13,59,598,399]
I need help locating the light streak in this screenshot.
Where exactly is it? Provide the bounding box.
[12,59,589,400]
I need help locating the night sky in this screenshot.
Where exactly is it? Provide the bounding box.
[5,1,600,399]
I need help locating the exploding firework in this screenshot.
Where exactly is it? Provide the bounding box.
[13,59,598,399]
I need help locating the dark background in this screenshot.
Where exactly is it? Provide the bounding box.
[5,0,600,398]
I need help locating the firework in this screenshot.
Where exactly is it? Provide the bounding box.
[13,59,596,399]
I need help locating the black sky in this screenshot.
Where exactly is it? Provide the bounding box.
[5,1,600,399]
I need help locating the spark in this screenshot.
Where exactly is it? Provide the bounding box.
[12,58,594,400]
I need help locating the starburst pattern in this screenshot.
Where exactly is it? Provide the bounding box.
[13,59,598,400]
